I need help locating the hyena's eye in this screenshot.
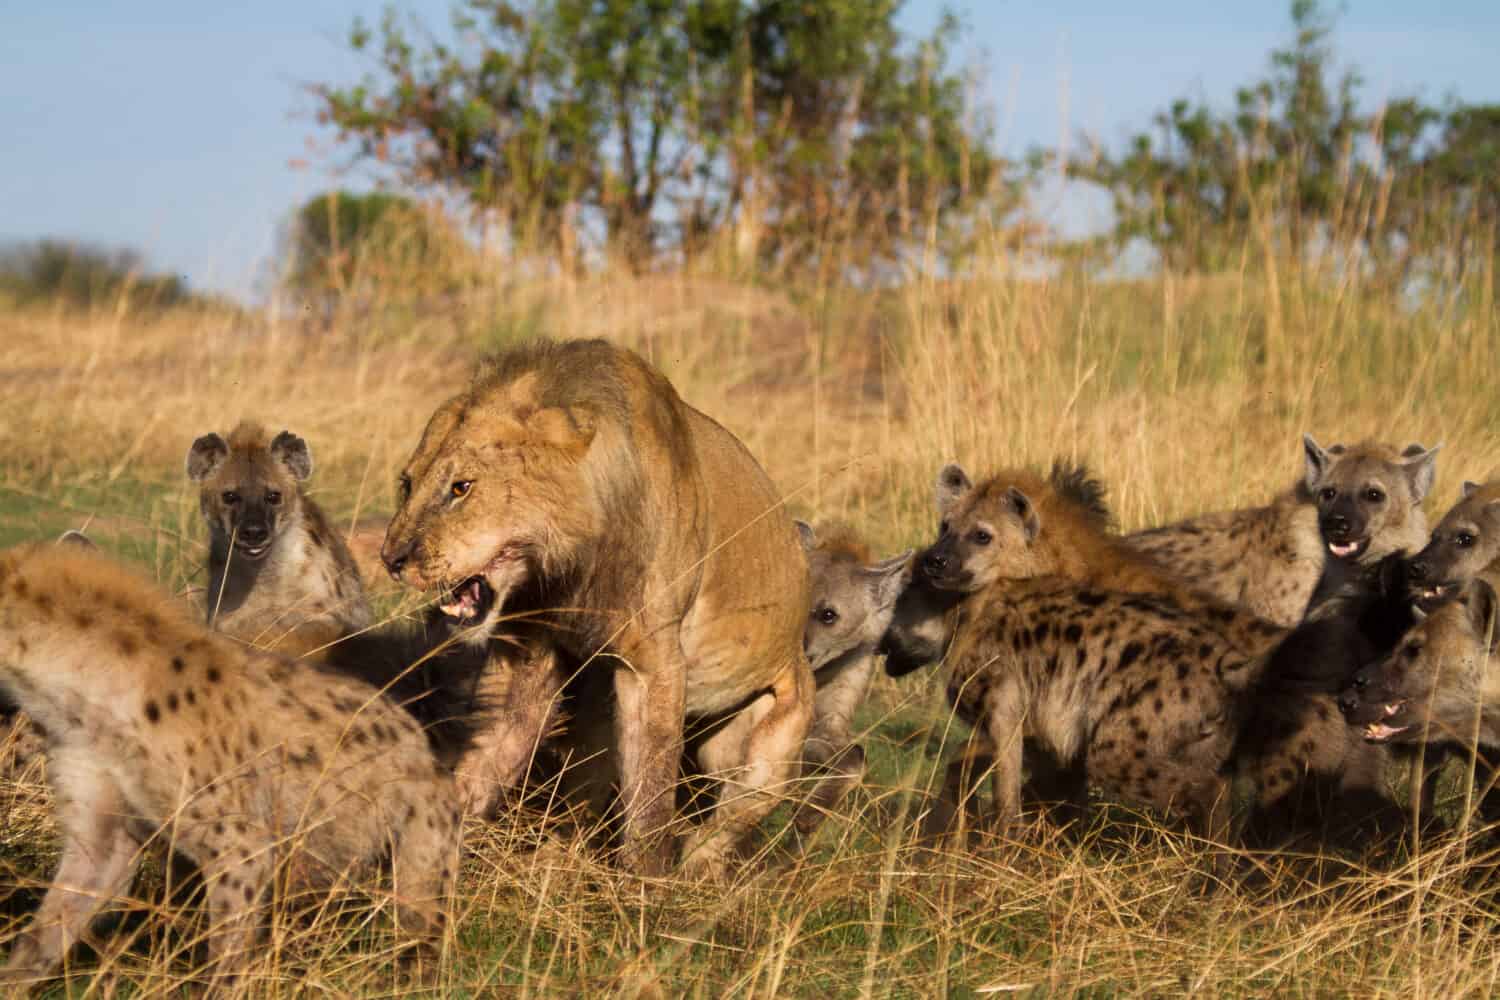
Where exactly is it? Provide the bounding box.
[450,480,473,499]
[1319,487,1338,502]
[971,529,993,546]
[264,491,283,506]
[1364,488,1386,504]
[817,606,839,625]
[1457,532,1476,548]
[221,491,241,506]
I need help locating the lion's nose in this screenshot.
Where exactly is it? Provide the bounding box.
[382,539,418,581]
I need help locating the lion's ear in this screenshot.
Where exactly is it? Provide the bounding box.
[527,406,596,456]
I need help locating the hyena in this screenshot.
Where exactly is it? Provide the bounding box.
[1237,552,1419,847]
[932,575,1250,843]
[1342,578,1500,824]
[1406,479,1500,608]
[1127,436,1439,627]
[919,461,1286,658]
[887,461,1275,836]
[0,543,480,990]
[791,520,910,834]
[187,421,372,657]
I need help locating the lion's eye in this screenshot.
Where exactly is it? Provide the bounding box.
[971,529,992,546]
[221,491,240,506]
[450,480,473,499]
[1319,487,1337,502]
[265,491,282,506]
[1457,533,1476,548]
[817,607,839,625]
[1404,644,1423,660]
[1364,488,1386,504]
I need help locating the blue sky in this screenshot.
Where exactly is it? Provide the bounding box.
[2,1,1496,299]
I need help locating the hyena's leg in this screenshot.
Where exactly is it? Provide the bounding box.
[1,768,141,987]
[200,850,271,986]
[454,645,567,817]
[613,633,690,877]
[979,680,1027,834]
[792,653,875,836]
[682,653,813,879]
[387,794,461,959]
[921,733,995,840]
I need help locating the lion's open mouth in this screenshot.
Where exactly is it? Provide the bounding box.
[1362,700,1409,741]
[439,577,495,622]
[1326,537,1370,560]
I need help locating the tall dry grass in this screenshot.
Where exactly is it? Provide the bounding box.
[1,203,1499,995]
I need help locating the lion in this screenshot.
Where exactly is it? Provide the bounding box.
[379,339,812,877]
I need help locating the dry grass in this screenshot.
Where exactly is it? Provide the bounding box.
[2,237,1499,995]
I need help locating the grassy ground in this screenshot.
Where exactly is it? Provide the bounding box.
[2,251,1500,995]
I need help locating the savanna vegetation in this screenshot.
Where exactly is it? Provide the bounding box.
[2,1,1499,995]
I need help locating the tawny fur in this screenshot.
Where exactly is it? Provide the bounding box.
[380,339,812,877]
[0,545,461,989]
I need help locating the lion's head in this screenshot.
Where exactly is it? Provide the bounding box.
[382,348,632,640]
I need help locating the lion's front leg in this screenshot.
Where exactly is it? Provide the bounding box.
[612,636,687,877]
[454,643,568,817]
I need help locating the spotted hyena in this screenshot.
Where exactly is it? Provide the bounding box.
[0,543,475,990]
[1127,436,1439,627]
[187,422,371,656]
[1406,479,1500,608]
[931,575,1251,843]
[1237,552,1419,847]
[1341,579,1500,825]
[885,460,1284,835]
[791,520,909,834]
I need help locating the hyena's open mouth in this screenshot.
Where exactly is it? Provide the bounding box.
[1362,701,1410,742]
[1326,536,1370,560]
[1412,581,1457,609]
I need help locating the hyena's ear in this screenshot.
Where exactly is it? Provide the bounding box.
[864,550,914,612]
[1466,578,1500,654]
[1302,434,1334,491]
[1398,443,1440,503]
[56,530,97,550]
[270,431,314,481]
[1007,486,1041,542]
[936,463,972,514]
[186,433,229,482]
[794,520,817,552]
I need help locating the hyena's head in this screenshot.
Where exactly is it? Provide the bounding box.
[796,521,910,671]
[1407,480,1500,609]
[1341,579,1500,747]
[1303,435,1438,566]
[187,421,312,562]
[915,461,1111,593]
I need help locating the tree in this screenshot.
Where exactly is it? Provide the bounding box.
[0,239,191,311]
[281,190,460,297]
[311,0,1001,272]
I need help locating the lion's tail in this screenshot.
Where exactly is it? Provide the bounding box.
[318,621,490,771]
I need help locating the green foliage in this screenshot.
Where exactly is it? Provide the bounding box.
[0,239,191,311]
[1064,0,1499,278]
[312,0,1002,272]
[281,189,471,301]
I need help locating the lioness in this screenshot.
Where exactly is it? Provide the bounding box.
[380,339,812,876]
